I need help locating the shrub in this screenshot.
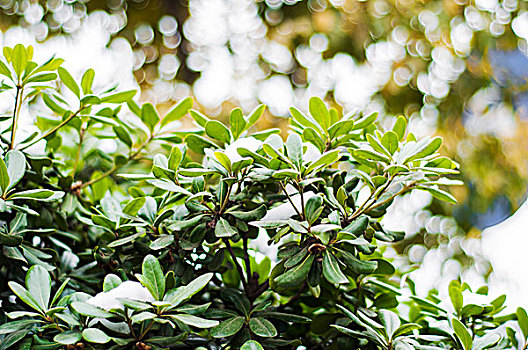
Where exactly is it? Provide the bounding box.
[0,44,525,350]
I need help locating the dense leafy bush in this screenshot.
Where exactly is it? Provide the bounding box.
[0,44,526,350]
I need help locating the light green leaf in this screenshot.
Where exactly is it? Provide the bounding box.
[57,67,80,97]
[452,318,472,350]
[103,274,122,292]
[12,44,27,78]
[230,108,246,139]
[26,265,51,312]
[81,68,95,94]
[8,189,64,202]
[322,252,348,284]
[392,115,407,140]
[210,316,245,338]
[70,301,113,318]
[418,187,457,204]
[245,104,266,130]
[82,328,110,344]
[161,97,193,127]
[5,150,26,191]
[8,282,42,313]
[141,255,165,300]
[54,331,82,345]
[101,90,137,104]
[141,103,160,132]
[0,157,9,195]
[241,340,264,350]
[215,218,237,238]
[166,273,213,307]
[286,133,303,169]
[309,96,330,131]
[517,307,528,340]
[249,317,277,337]
[205,120,231,143]
[305,150,340,174]
[171,314,219,328]
[381,131,399,155]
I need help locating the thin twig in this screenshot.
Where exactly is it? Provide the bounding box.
[279,181,303,218]
[223,238,248,293]
[9,86,23,150]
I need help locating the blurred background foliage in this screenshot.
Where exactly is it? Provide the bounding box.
[0,0,527,290]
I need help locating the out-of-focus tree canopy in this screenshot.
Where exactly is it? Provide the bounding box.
[1,0,527,282]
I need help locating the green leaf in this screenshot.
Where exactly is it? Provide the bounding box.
[12,44,27,77]
[186,134,219,154]
[5,150,26,191]
[161,97,193,127]
[352,112,377,130]
[343,216,369,236]
[249,317,277,337]
[8,189,64,202]
[228,204,267,221]
[403,137,443,163]
[140,255,165,300]
[0,330,27,350]
[379,310,400,339]
[452,318,472,350]
[306,150,340,174]
[290,106,322,133]
[189,109,210,127]
[303,127,325,152]
[54,331,82,345]
[0,157,10,195]
[305,195,323,224]
[309,96,330,131]
[381,131,399,155]
[230,108,246,139]
[81,68,95,94]
[57,67,80,97]
[171,314,219,328]
[286,133,303,169]
[113,125,133,148]
[335,247,378,274]
[141,103,160,132]
[26,265,51,312]
[241,340,264,350]
[8,282,42,313]
[70,301,114,318]
[210,316,245,338]
[0,59,11,78]
[367,134,391,157]
[392,323,421,338]
[150,235,174,250]
[103,274,122,292]
[275,254,314,287]
[215,218,237,238]
[166,273,213,307]
[322,252,348,284]
[418,187,457,204]
[517,307,528,340]
[82,328,110,344]
[205,120,231,143]
[101,90,136,103]
[245,104,266,130]
[392,115,407,140]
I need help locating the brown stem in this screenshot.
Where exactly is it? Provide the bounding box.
[78,164,118,189]
[243,236,252,286]
[223,238,248,293]
[279,181,303,218]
